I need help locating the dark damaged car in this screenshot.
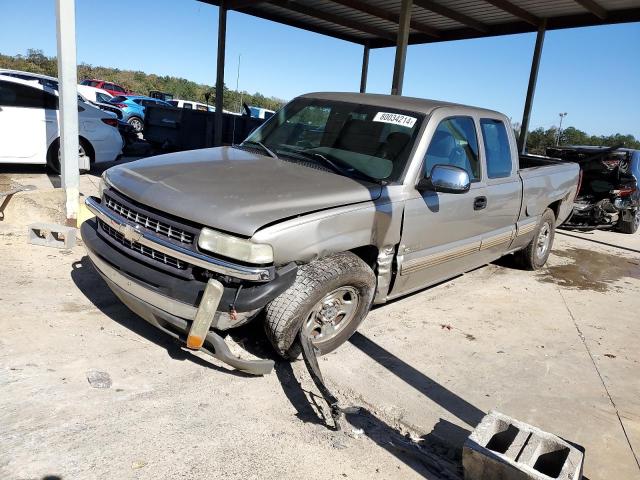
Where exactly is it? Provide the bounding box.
[547,146,640,233]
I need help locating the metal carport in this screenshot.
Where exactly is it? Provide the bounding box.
[54,0,640,220]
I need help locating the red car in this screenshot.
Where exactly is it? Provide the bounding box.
[80,79,133,96]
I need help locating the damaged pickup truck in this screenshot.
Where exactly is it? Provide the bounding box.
[83,92,579,375]
[546,146,640,234]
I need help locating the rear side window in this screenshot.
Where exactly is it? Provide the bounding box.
[110,96,128,103]
[111,84,125,93]
[480,119,512,178]
[183,102,193,109]
[424,116,480,181]
[0,81,58,109]
[96,92,111,103]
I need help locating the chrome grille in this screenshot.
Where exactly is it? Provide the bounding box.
[104,194,195,245]
[99,219,187,270]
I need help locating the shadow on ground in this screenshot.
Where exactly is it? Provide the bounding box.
[274,331,490,479]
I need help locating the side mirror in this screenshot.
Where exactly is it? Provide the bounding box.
[417,165,471,194]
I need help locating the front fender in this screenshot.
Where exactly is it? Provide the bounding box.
[251,200,404,266]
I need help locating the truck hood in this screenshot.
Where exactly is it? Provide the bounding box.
[106,146,382,237]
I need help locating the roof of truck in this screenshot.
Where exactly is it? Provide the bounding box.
[300,92,503,117]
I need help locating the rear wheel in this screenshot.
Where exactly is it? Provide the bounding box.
[46,138,92,174]
[264,252,376,359]
[128,116,143,133]
[616,209,639,234]
[516,208,556,270]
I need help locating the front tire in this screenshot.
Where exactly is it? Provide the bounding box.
[128,116,143,133]
[264,252,376,359]
[516,208,556,270]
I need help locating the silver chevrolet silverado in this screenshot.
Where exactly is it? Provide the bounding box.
[82,92,579,375]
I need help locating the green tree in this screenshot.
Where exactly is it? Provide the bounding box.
[0,50,285,112]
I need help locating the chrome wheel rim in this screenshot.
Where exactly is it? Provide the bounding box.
[302,286,360,345]
[130,118,142,132]
[536,222,551,258]
[58,144,88,162]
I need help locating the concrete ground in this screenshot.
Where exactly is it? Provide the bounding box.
[1,163,639,480]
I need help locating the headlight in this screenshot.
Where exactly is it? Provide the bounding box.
[99,172,113,199]
[198,228,273,264]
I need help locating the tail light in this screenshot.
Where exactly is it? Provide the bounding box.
[101,118,118,128]
[114,103,127,108]
[617,186,637,197]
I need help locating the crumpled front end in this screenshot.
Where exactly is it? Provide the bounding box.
[82,188,298,375]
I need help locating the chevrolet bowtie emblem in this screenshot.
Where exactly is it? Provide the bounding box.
[123,223,143,242]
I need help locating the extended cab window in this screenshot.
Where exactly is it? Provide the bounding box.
[0,81,58,109]
[480,119,512,178]
[424,117,480,181]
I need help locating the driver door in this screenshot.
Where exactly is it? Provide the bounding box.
[393,115,491,296]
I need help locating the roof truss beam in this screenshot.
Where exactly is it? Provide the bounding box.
[573,0,608,19]
[413,0,488,32]
[482,0,539,26]
[268,1,396,41]
[227,0,269,9]
[329,0,440,38]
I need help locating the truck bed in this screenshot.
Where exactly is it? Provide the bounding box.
[519,154,568,170]
[518,154,581,225]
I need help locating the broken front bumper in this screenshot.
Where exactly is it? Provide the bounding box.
[81,217,296,375]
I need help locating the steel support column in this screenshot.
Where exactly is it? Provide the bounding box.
[391,0,412,95]
[518,19,546,154]
[360,43,369,93]
[55,0,80,221]
[214,0,227,146]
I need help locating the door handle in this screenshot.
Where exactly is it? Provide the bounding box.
[474,196,487,210]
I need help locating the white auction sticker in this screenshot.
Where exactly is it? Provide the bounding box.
[373,112,417,128]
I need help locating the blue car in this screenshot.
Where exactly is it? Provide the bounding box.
[108,95,173,132]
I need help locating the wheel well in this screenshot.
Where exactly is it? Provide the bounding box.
[48,136,95,163]
[350,245,378,270]
[548,200,562,220]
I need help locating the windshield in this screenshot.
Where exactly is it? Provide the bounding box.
[242,98,424,182]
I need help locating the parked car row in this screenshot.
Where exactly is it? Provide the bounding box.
[0,74,123,172]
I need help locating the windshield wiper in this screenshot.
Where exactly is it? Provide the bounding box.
[242,140,279,160]
[276,146,386,185]
[304,150,387,185]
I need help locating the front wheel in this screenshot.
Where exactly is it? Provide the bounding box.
[128,116,143,133]
[264,252,376,359]
[516,208,556,270]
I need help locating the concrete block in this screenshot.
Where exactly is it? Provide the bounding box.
[463,410,584,480]
[28,223,77,249]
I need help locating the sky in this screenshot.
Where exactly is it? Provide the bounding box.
[1,0,639,137]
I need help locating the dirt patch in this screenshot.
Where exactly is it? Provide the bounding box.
[538,247,640,292]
